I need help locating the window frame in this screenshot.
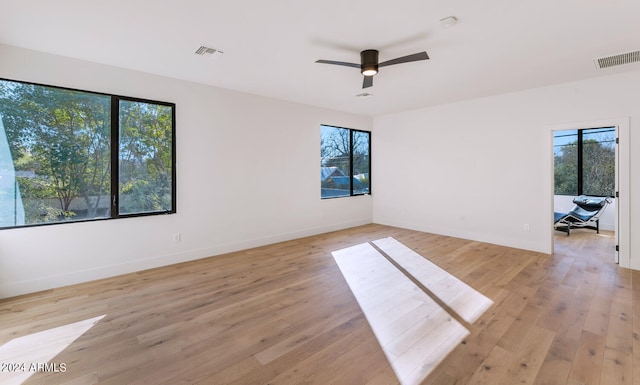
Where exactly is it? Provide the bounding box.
[0,77,176,230]
[320,124,371,199]
[553,126,615,197]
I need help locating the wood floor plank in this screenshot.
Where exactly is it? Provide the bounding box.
[533,358,572,385]
[466,345,513,385]
[497,302,544,353]
[567,330,606,385]
[601,348,632,385]
[500,325,555,385]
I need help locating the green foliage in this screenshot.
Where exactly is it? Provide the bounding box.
[0,80,111,222]
[118,101,173,214]
[583,140,615,196]
[554,137,615,197]
[0,80,174,224]
[554,143,578,195]
[16,176,77,223]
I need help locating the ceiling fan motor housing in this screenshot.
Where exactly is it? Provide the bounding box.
[361,50,379,75]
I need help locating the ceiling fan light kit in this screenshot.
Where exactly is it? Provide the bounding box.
[316,49,429,88]
[360,49,379,76]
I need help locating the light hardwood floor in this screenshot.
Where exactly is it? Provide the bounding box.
[0,224,637,384]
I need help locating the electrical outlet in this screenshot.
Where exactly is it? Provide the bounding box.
[523,224,530,231]
[173,233,181,243]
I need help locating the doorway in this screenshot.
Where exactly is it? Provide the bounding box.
[548,117,630,267]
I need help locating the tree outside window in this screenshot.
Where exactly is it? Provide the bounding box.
[320,125,370,199]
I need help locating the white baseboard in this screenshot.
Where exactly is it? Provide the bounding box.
[0,218,372,299]
[373,217,550,255]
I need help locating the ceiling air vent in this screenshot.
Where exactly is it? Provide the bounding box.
[594,50,640,69]
[195,45,223,57]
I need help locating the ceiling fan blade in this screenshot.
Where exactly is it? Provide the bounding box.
[363,76,373,89]
[315,59,360,68]
[378,51,429,67]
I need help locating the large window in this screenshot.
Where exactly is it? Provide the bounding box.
[0,78,175,229]
[554,127,615,197]
[320,125,370,199]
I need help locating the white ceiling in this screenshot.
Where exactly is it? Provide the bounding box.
[1,0,639,117]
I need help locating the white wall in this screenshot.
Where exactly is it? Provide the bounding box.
[0,44,373,299]
[373,69,640,268]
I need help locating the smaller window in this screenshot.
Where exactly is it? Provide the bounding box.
[320,125,370,199]
[118,99,175,215]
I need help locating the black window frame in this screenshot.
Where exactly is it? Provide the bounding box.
[320,124,371,199]
[0,77,176,230]
[553,126,615,197]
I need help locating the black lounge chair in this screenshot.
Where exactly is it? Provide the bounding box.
[554,195,612,236]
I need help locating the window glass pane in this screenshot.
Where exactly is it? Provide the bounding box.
[320,125,351,198]
[554,130,578,196]
[119,100,174,214]
[0,80,111,227]
[352,130,370,194]
[582,127,615,196]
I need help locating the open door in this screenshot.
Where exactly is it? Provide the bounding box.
[549,117,629,267]
[615,127,620,264]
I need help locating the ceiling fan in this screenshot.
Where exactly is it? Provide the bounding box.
[316,49,429,88]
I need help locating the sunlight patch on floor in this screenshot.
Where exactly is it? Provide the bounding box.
[0,315,105,385]
[332,238,492,385]
[373,237,493,324]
